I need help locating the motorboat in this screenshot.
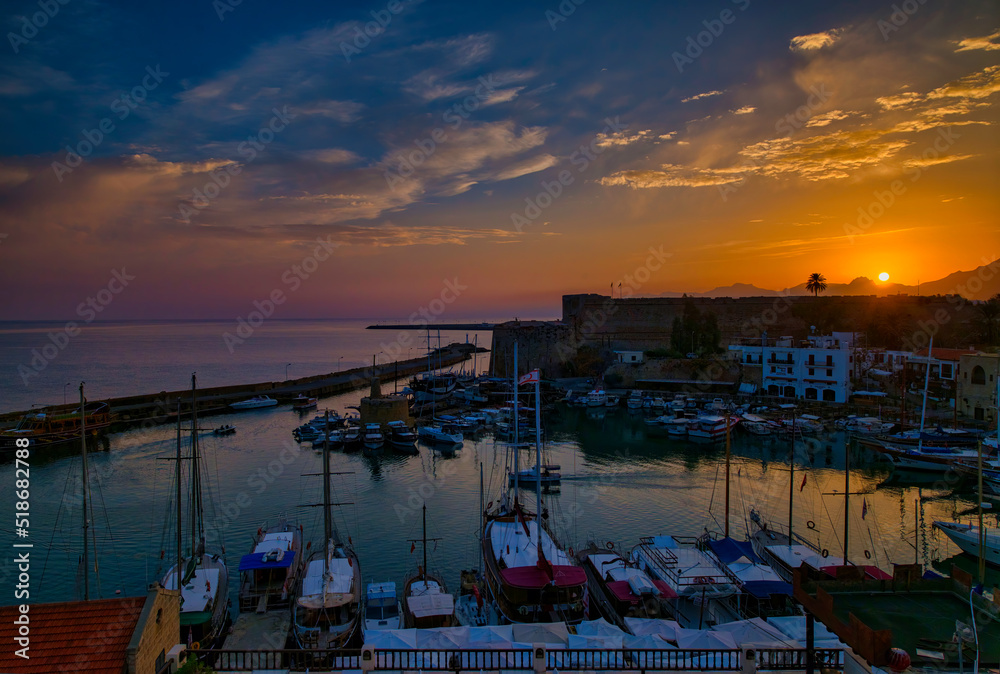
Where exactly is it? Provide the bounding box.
[230,395,278,410]
[363,423,385,450]
[363,581,401,632]
[292,395,318,411]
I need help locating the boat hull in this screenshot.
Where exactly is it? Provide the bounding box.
[933,522,1000,566]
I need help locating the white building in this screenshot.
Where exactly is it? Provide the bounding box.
[615,350,645,364]
[729,332,856,403]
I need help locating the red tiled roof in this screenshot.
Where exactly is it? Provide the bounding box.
[911,347,979,361]
[0,596,145,674]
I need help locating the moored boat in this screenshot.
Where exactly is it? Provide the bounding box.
[577,545,677,630]
[238,518,303,612]
[1,401,112,451]
[932,521,1000,567]
[363,423,385,450]
[292,395,318,411]
[230,395,278,410]
[363,581,401,632]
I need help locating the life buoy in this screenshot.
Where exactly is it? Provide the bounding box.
[821,549,829,558]
[190,641,201,651]
[806,520,816,530]
[864,549,871,560]
[606,541,614,550]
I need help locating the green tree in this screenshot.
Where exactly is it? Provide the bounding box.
[806,273,828,297]
[975,293,1000,345]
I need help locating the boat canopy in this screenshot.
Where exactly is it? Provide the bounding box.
[707,537,763,565]
[239,549,296,572]
[500,564,586,589]
[407,592,455,618]
[164,567,220,613]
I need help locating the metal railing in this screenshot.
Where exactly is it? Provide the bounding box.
[188,646,844,672]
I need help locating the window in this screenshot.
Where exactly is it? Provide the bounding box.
[827,369,833,377]
[771,366,776,373]
[823,389,837,401]
[826,355,833,366]
[808,368,815,376]
[972,366,986,385]
[808,355,815,365]
[783,386,795,397]
[805,388,818,400]
[940,363,952,378]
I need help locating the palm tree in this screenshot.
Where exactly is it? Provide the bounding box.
[805,273,827,297]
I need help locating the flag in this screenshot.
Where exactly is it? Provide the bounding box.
[861,498,868,520]
[800,474,807,491]
[411,541,416,553]
[518,369,540,386]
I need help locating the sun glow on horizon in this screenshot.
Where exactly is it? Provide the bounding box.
[878,272,890,282]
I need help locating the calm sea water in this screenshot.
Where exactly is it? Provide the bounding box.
[0,319,497,414]
[0,320,996,614]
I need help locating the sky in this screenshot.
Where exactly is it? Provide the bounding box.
[0,0,997,320]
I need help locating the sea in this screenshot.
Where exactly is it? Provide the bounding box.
[0,319,996,613]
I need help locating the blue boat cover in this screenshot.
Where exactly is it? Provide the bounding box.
[707,537,764,565]
[239,550,296,571]
[743,580,793,598]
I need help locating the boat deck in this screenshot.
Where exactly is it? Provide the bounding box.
[225,611,292,652]
[830,590,1000,665]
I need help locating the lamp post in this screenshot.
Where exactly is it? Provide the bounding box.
[338,356,343,372]
[285,363,291,380]
[64,382,70,405]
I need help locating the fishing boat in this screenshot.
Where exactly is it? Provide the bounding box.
[238,518,303,612]
[292,413,363,649]
[624,391,642,410]
[687,414,739,442]
[417,423,464,446]
[842,416,894,435]
[402,505,456,629]
[1,401,112,451]
[230,395,278,410]
[312,429,344,450]
[362,423,384,450]
[342,424,362,452]
[292,395,318,411]
[631,535,736,602]
[586,388,608,407]
[577,544,677,630]
[739,413,781,436]
[161,375,230,650]
[213,424,236,436]
[363,581,401,632]
[386,420,417,451]
[481,361,588,625]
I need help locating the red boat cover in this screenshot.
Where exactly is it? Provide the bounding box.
[606,579,678,602]
[500,565,587,589]
[820,565,893,580]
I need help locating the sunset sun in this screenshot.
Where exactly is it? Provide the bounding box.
[878,272,890,282]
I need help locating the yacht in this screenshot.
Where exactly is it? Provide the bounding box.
[230,395,278,410]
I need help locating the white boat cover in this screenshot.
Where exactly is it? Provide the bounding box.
[164,568,220,613]
[675,628,738,649]
[512,622,570,645]
[765,544,827,571]
[254,532,295,554]
[298,554,355,609]
[489,519,573,569]
[576,618,628,638]
[710,618,794,647]
[407,592,455,618]
[624,617,682,641]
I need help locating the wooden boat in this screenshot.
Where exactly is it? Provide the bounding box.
[1,401,111,451]
[238,518,303,612]
[292,395,318,411]
[577,545,676,630]
[402,506,456,629]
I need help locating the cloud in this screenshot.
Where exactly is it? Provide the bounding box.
[876,92,922,110]
[789,28,844,52]
[599,164,743,189]
[731,106,756,115]
[681,90,723,103]
[955,29,1000,52]
[804,110,855,127]
[301,149,362,164]
[594,129,658,148]
[491,154,558,180]
[902,153,978,169]
[927,64,1000,101]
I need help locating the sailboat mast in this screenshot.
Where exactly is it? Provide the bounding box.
[724,411,731,538]
[916,337,933,453]
[422,504,428,582]
[175,400,182,596]
[323,410,332,548]
[978,437,985,584]
[534,377,542,554]
[788,411,795,547]
[513,341,519,498]
[190,374,202,557]
[80,383,89,600]
[844,439,850,566]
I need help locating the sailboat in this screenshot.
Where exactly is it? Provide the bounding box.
[161,374,231,650]
[480,350,587,624]
[934,367,1000,570]
[292,410,362,649]
[401,505,456,628]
